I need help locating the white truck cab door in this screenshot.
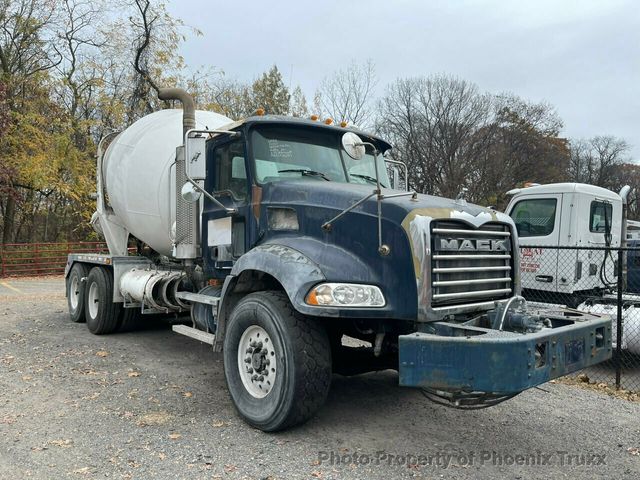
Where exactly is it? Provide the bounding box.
[506,194,562,292]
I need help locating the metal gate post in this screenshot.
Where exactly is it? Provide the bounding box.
[616,248,623,390]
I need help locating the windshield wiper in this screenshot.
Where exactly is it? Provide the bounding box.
[278,169,331,181]
[350,173,386,188]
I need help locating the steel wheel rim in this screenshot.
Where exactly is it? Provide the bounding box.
[69,276,80,310]
[237,325,277,398]
[88,282,99,319]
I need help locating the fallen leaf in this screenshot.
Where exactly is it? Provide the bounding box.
[136,411,171,426]
[311,471,323,478]
[168,433,181,440]
[72,467,91,475]
[224,464,237,473]
[95,351,109,357]
[48,439,73,448]
[128,371,140,378]
[212,420,224,428]
[628,447,640,456]
[158,452,166,460]
[22,375,32,381]
[182,392,192,398]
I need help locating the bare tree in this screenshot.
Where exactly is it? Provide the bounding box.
[316,59,376,128]
[54,0,107,147]
[0,0,60,89]
[376,75,493,198]
[568,135,630,188]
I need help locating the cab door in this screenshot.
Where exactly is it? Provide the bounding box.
[507,194,562,293]
[202,137,252,279]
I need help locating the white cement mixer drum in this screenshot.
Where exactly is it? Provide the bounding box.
[103,109,232,256]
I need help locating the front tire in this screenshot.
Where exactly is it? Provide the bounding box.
[67,263,89,323]
[223,291,332,432]
[84,266,122,335]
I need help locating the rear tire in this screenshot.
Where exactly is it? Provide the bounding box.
[223,291,332,432]
[117,307,141,332]
[67,263,89,323]
[84,266,122,335]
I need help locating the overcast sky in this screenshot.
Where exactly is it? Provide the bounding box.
[167,0,639,161]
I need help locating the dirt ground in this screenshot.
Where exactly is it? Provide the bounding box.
[1,277,639,479]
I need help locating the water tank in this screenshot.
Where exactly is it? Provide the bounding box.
[102,109,232,256]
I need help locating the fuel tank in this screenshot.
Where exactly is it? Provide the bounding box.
[102,109,232,256]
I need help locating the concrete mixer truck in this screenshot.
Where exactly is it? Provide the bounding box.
[65,88,612,431]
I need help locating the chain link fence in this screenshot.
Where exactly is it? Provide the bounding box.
[519,245,640,392]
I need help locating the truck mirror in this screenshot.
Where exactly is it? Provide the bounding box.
[186,135,207,180]
[181,182,201,203]
[342,132,365,160]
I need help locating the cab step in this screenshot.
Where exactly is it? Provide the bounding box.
[172,324,215,345]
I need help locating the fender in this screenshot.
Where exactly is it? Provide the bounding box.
[230,243,327,312]
[213,243,327,352]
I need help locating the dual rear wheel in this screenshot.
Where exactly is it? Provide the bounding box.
[66,264,137,334]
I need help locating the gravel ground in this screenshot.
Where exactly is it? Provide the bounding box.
[1,277,639,479]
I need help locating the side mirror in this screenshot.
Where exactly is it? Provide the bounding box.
[186,135,206,180]
[342,132,365,160]
[181,182,202,203]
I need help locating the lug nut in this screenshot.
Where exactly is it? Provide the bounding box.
[258,376,264,382]
[244,357,251,363]
[246,348,253,354]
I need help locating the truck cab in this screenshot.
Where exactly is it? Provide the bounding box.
[505,183,622,304]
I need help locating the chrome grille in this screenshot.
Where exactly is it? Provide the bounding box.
[431,220,513,307]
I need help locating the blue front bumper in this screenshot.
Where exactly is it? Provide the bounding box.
[398,311,612,394]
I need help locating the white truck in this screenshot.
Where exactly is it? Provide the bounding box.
[504,183,627,306]
[504,182,640,354]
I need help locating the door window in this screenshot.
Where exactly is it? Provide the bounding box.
[510,198,557,237]
[589,201,613,233]
[213,140,247,200]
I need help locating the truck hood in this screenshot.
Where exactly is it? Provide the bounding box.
[262,180,514,227]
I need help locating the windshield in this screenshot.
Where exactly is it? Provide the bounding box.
[250,125,390,187]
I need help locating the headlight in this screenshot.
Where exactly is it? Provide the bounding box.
[305,283,385,307]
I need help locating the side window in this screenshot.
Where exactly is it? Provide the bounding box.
[213,140,247,200]
[510,198,557,237]
[590,201,612,233]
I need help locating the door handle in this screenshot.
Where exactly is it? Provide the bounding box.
[535,275,553,283]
